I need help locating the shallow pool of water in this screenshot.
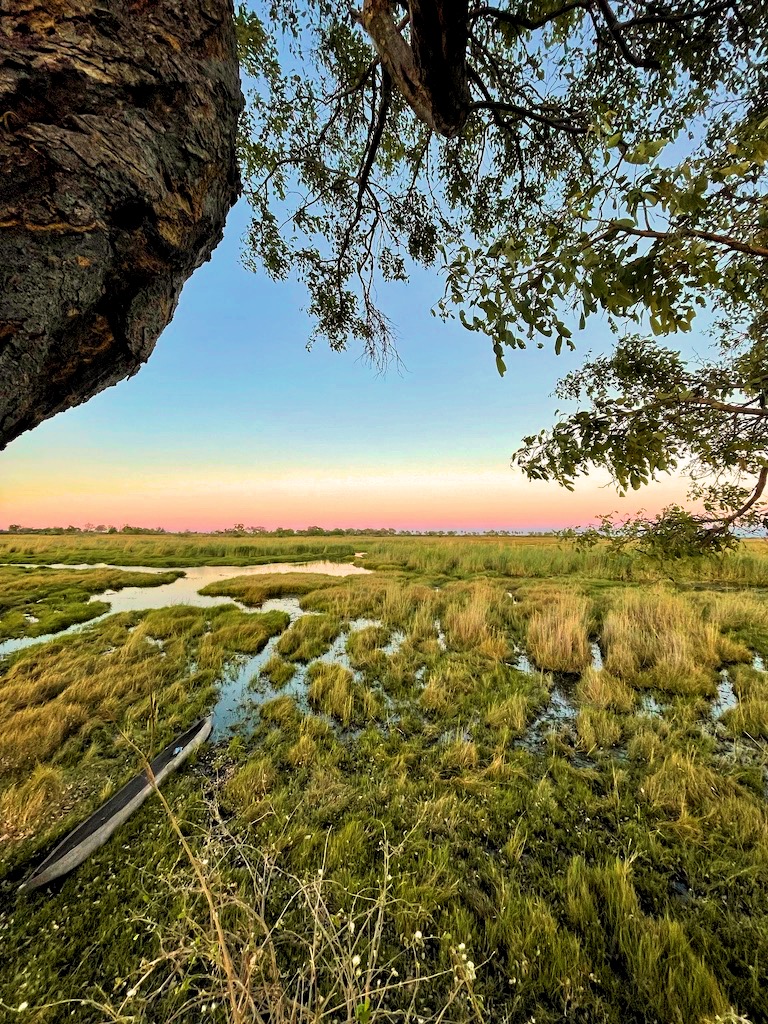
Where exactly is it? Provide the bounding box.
[714,669,739,715]
[591,642,604,671]
[213,610,404,738]
[0,561,370,659]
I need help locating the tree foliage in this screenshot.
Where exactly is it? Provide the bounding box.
[235,1,768,548]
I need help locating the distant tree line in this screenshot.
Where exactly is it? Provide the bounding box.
[1,523,538,537]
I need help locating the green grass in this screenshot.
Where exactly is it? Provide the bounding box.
[0,565,181,641]
[276,612,342,662]
[0,604,287,868]
[2,534,768,1023]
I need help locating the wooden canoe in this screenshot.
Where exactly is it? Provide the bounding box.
[19,715,213,892]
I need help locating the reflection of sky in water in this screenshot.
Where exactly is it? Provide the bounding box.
[0,561,370,657]
[85,561,370,614]
[713,669,738,715]
[213,608,405,739]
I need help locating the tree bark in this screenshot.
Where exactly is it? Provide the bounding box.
[0,0,243,449]
[357,0,470,138]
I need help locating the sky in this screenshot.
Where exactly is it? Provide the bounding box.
[1,199,690,533]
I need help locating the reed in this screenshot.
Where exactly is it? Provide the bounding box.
[307,662,380,726]
[577,666,636,712]
[526,592,592,673]
[603,589,720,694]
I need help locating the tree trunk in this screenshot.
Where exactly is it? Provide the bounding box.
[358,0,470,138]
[0,0,243,449]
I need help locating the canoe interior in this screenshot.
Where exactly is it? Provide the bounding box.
[26,717,210,877]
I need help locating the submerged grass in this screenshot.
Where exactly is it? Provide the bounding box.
[3,534,768,1023]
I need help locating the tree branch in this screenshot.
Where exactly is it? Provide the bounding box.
[604,223,768,259]
[469,2,588,30]
[618,394,768,419]
[705,465,768,527]
[594,0,661,69]
[469,99,587,133]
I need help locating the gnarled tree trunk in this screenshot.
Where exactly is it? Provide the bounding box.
[0,0,243,449]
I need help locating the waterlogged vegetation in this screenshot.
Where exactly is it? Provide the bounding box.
[2,535,768,1022]
[0,565,182,642]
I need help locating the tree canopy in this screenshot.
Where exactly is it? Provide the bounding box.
[235,1,767,549]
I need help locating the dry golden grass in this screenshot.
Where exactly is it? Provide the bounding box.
[408,603,439,644]
[603,589,720,694]
[723,700,768,738]
[0,764,66,839]
[526,592,591,673]
[440,737,479,772]
[704,590,768,632]
[577,666,636,712]
[441,583,509,658]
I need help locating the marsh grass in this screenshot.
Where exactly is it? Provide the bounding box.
[307,662,380,726]
[0,565,181,641]
[603,589,722,695]
[346,624,390,671]
[420,659,477,714]
[4,534,768,1022]
[441,582,510,658]
[258,654,296,689]
[5,531,768,585]
[525,590,592,673]
[199,572,342,607]
[576,708,623,751]
[276,614,342,662]
[565,856,728,1023]
[56,803,487,1024]
[0,606,287,857]
[484,693,529,735]
[577,666,636,712]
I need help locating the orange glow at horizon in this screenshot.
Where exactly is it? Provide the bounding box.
[3,464,691,532]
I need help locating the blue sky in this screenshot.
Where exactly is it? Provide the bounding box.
[1,199,688,531]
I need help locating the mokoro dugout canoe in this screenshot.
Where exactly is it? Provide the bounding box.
[20,715,213,892]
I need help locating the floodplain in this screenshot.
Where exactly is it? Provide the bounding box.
[2,534,768,1023]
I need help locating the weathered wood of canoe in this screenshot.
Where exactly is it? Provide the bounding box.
[20,716,212,892]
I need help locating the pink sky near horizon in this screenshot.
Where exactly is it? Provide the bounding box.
[2,463,691,533]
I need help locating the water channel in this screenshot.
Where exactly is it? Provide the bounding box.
[0,561,370,658]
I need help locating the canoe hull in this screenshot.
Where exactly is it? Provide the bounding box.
[20,715,212,892]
